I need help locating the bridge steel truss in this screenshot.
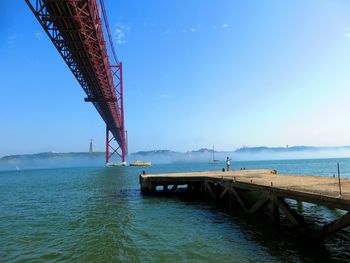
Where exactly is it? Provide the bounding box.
[25,0,126,163]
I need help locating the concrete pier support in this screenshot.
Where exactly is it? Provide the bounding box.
[140,169,350,239]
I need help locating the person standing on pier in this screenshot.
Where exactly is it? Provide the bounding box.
[226,157,232,171]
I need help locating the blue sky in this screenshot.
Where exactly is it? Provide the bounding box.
[1,0,350,156]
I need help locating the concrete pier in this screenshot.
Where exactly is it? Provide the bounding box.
[140,169,350,239]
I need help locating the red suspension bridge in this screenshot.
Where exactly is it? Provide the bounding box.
[25,0,127,164]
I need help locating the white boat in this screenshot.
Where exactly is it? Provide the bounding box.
[105,161,128,167]
[209,145,221,164]
[130,160,152,167]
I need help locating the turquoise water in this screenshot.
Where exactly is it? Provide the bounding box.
[1,158,350,262]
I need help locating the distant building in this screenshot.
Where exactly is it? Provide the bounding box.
[89,139,93,153]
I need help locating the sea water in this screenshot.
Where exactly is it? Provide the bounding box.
[1,158,350,262]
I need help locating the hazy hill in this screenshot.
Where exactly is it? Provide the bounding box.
[0,152,105,171]
[235,146,350,153]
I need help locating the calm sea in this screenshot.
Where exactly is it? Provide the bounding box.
[1,158,350,262]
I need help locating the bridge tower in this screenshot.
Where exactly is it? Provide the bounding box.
[105,63,127,164]
[89,139,93,153]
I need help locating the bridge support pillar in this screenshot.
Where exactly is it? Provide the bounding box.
[105,126,126,164]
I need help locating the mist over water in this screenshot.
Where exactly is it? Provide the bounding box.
[1,148,350,172]
[0,153,105,171]
[233,148,350,162]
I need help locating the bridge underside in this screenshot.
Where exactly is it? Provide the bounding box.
[26,0,126,162]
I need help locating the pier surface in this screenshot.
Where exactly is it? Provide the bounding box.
[140,169,350,238]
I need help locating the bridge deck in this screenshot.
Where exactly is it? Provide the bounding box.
[140,170,350,211]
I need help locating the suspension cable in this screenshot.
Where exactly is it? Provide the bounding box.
[99,0,120,65]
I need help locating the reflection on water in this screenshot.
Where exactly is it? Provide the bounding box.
[0,158,350,262]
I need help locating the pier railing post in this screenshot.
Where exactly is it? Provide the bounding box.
[337,162,342,197]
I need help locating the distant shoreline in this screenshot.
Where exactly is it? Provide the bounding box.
[2,145,350,160]
[1,148,350,172]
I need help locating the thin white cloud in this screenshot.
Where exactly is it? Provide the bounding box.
[35,31,43,40]
[114,23,131,45]
[345,33,350,38]
[222,23,229,29]
[182,26,197,33]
